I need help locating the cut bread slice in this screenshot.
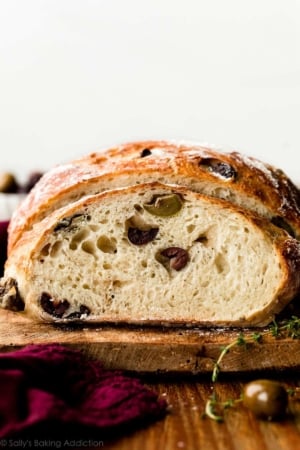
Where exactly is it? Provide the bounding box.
[2,183,300,327]
[8,141,300,254]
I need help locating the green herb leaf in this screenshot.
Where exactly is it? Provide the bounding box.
[270,319,279,337]
[204,314,300,423]
[237,333,246,346]
[252,332,262,343]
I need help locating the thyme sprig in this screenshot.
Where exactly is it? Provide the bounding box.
[212,333,247,382]
[274,316,300,339]
[205,392,243,422]
[203,315,300,422]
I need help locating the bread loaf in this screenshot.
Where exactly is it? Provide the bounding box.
[1,182,300,327]
[1,141,300,327]
[8,141,300,255]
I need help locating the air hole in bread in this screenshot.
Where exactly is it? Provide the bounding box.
[81,240,96,256]
[214,253,229,274]
[261,264,267,276]
[125,214,156,231]
[89,224,100,232]
[134,204,143,213]
[194,235,208,244]
[41,243,51,256]
[50,240,63,257]
[69,229,90,250]
[187,224,196,233]
[97,235,117,254]
[112,280,128,288]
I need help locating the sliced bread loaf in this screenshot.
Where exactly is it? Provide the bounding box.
[1,182,299,327]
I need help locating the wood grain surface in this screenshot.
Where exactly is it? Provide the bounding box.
[0,309,300,448]
[0,309,300,375]
[102,378,300,450]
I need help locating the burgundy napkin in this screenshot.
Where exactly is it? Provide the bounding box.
[0,220,8,276]
[0,344,167,440]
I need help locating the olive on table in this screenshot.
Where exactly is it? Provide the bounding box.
[0,172,18,193]
[243,379,288,421]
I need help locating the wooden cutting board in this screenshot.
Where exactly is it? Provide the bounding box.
[0,309,300,375]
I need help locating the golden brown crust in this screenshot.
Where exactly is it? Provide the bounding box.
[7,140,300,255]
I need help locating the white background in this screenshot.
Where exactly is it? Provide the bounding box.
[0,0,299,183]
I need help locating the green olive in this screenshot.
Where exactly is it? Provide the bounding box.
[243,379,288,421]
[144,194,183,217]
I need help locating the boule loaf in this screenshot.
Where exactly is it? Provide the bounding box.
[1,182,300,327]
[8,141,300,255]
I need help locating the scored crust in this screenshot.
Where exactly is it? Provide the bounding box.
[7,140,300,254]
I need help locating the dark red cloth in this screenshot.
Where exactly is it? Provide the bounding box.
[0,344,167,440]
[0,221,9,276]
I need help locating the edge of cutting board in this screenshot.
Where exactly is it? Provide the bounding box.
[0,309,299,375]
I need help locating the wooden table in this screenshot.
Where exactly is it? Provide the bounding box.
[1,309,300,449]
[102,376,300,450]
